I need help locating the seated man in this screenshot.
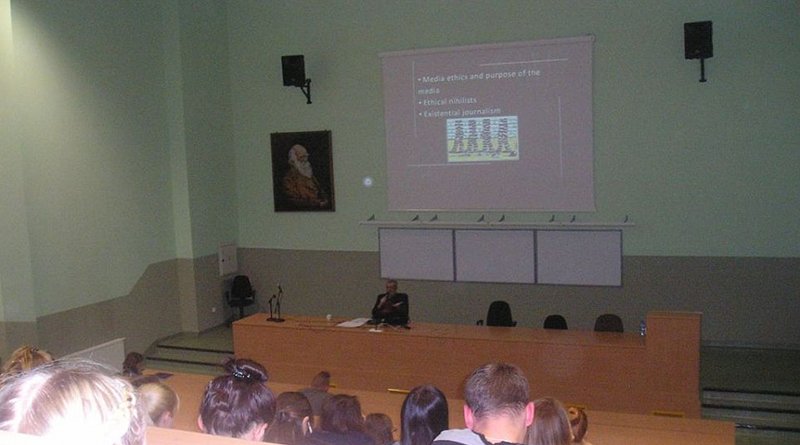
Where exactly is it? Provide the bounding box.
[370,279,409,325]
[433,362,534,445]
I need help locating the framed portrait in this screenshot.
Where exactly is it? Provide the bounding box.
[271,130,335,212]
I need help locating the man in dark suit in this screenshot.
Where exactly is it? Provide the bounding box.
[371,279,409,325]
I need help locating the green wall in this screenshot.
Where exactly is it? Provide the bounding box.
[1,0,235,327]
[0,1,797,351]
[0,0,36,322]
[177,0,238,257]
[229,1,800,257]
[7,1,176,317]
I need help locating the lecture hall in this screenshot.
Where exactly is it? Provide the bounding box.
[0,2,797,445]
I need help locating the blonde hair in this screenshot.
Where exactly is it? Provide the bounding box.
[136,381,179,427]
[1,345,54,375]
[0,359,147,445]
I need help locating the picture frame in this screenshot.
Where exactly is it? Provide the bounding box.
[270,130,335,212]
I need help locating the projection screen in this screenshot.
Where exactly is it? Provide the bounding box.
[380,36,595,212]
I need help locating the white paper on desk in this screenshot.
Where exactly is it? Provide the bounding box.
[337,317,370,328]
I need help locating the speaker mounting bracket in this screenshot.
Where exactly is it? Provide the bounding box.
[298,78,312,104]
[697,58,707,83]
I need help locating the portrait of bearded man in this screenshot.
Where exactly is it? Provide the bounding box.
[271,131,334,211]
[283,144,329,208]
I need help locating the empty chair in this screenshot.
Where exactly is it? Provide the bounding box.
[477,300,517,327]
[594,313,624,332]
[543,314,568,330]
[226,275,256,321]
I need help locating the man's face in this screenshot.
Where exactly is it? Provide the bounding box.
[290,145,313,178]
[385,281,398,294]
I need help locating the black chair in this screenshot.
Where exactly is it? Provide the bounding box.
[543,314,568,330]
[594,313,624,332]
[477,300,517,327]
[226,275,256,321]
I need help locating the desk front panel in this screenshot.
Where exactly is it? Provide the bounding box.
[233,312,700,416]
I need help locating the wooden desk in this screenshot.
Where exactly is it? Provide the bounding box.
[233,311,702,417]
[586,410,734,445]
[151,370,733,445]
[147,427,254,445]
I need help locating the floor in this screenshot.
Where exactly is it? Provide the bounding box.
[148,326,800,445]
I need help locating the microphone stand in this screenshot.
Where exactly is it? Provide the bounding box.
[268,285,285,322]
[369,294,387,332]
[369,319,384,333]
[267,295,277,322]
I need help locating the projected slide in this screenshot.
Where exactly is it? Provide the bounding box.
[381,36,594,211]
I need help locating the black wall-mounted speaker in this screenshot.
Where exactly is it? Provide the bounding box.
[281,55,306,87]
[684,21,713,60]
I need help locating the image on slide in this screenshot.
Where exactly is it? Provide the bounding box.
[446,116,519,163]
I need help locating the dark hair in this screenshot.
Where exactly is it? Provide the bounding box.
[527,398,571,445]
[464,362,529,419]
[401,385,449,445]
[264,392,313,445]
[320,394,365,434]
[365,413,394,445]
[310,371,331,389]
[198,358,275,439]
[122,352,144,377]
[567,406,588,443]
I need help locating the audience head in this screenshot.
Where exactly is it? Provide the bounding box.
[310,370,331,391]
[0,359,147,445]
[1,345,53,376]
[463,362,534,443]
[567,406,589,443]
[320,394,365,434]
[264,391,313,445]
[197,357,276,441]
[365,412,395,445]
[136,381,179,428]
[527,398,571,445]
[121,352,144,377]
[401,384,449,445]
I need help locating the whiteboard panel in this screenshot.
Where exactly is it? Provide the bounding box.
[455,230,535,283]
[536,230,622,286]
[379,229,454,281]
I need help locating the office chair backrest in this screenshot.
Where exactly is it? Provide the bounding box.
[594,313,624,332]
[230,275,254,301]
[543,314,568,330]
[486,300,516,327]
